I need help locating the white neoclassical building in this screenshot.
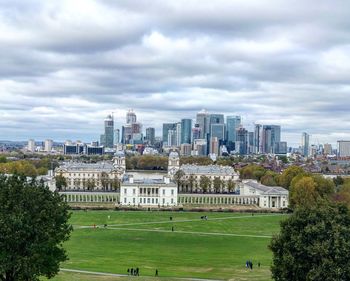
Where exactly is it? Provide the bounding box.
[55,151,126,191]
[240,180,289,208]
[120,174,177,207]
[168,151,239,192]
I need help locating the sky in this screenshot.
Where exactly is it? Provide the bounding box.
[0,0,350,147]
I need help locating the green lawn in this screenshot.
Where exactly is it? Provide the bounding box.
[52,210,287,281]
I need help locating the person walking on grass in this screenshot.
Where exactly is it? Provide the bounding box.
[155,269,158,276]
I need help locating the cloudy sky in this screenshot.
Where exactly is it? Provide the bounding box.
[0,0,350,146]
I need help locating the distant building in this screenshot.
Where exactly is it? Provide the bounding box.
[274,141,287,155]
[196,109,209,139]
[145,127,155,145]
[209,137,219,155]
[181,119,192,144]
[236,127,248,155]
[180,143,192,156]
[324,143,332,155]
[27,139,35,152]
[44,139,53,152]
[338,141,350,157]
[301,132,310,157]
[102,114,114,148]
[254,124,262,154]
[262,125,281,154]
[162,123,176,146]
[226,116,241,152]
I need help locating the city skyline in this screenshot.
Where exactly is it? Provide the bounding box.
[1,1,350,146]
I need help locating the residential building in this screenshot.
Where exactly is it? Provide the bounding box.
[338,141,350,157]
[44,139,53,152]
[27,139,35,152]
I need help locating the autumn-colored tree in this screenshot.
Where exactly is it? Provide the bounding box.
[279,166,305,189]
[289,176,320,209]
[199,175,211,193]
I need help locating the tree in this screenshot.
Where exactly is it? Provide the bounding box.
[213,177,222,193]
[188,174,195,193]
[100,172,110,191]
[174,170,185,190]
[269,202,350,281]
[227,179,235,193]
[0,174,72,281]
[111,178,120,191]
[312,175,335,198]
[333,176,344,187]
[239,165,267,180]
[278,166,305,189]
[86,178,96,191]
[260,171,278,186]
[199,175,211,193]
[55,174,67,191]
[289,176,319,209]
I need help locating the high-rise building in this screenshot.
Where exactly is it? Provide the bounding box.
[102,114,114,148]
[162,123,176,146]
[209,137,219,155]
[181,119,192,144]
[324,143,332,155]
[301,132,310,157]
[192,124,201,141]
[44,139,53,152]
[114,129,120,144]
[126,110,137,124]
[338,141,350,157]
[254,124,262,154]
[262,125,281,154]
[274,141,287,155]
[176,122,181,146]
[145,127,155,145]
[236,127,249,155]
[196,110,209,139]
[226,116,241,152]
[28,139,35,152]
[167,130,177,146]
[180,143,192,156]
[193,139,207,156]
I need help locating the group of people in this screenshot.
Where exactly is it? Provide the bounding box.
[245,260,260,270]
[127,267,139,276]
[200,215,208,220]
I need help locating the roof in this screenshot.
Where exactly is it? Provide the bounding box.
[57,162,114,172]
[244,181,288,195]
[180,164,236,176]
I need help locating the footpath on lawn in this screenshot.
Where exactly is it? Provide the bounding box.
[50,211,286,281]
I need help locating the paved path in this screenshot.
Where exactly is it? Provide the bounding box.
[106,226,273,238]
[60,268,223,281]
[74,213,285,229]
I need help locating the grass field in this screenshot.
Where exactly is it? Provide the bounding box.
[51,210,287,281]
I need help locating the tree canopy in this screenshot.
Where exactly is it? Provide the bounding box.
[0,174,72,281]
[270,202,350,281]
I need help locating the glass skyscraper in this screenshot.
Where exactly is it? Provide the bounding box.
[181,119,192,144]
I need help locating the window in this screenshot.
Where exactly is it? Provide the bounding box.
[124,188,127,194]
[283,201,285,207]
[133,198,135,204]
[171,199,174,204]
[162,198,165,204]
[133,189,136,195]
[147,198,150,204]
[144,198,146,204]
[163,190,165,195]
[124,198,126,203]
[140,198,142,203]
[171,189,174,195]
[152,198,154,204]
[156,199,158,204]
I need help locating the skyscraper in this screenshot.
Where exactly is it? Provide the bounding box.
[338,141,350,157]
[181,119,192,144]
[44,139,53,152]
[103,114,114,148]
[236,127,249,155]
[262,125,281,153]
[254,124,262,154]
[162,123,176,146]
[145,127,155,145]
[196,109,209,139]
[27,139,35,152]
[226,116,241,152]
[301,132,310,157]
[126,110,137,124]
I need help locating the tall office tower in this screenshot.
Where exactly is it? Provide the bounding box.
[209,137,219,155]
[145,127,155,145]
[180,143,192,156]
[114,129,120,144]
[209,114,225,143]
[248,132,254,154]
[274,141,287,154]
[193,139,207,156]
[254,124,262,154]
[103,114,114,148]
[196,109,209,139]
[181,119,192,144]
[338,141,350,157]
[301,132,310,157]
[192,124,201,141]
[324,143,332,155]
[44,139,53,152]
[162,123,176,146]
[126,109,137,124]
[236,127,249,155]
[122,125,132,144]
[262,125,281,154]
[28,139,35,152]
[176,122,181,146]
[226,116,241,152]
[167,129,177,146]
